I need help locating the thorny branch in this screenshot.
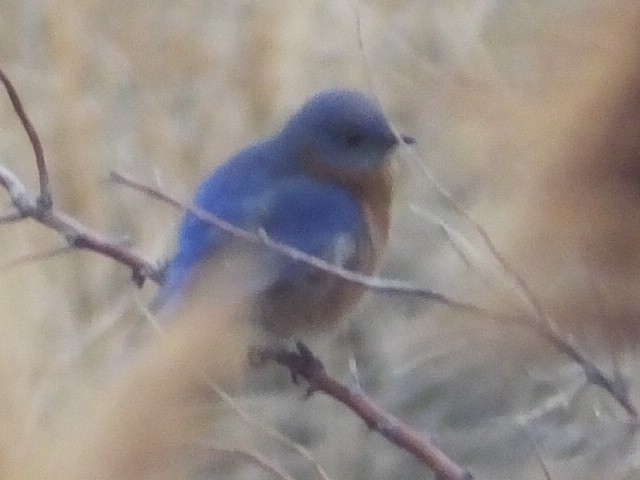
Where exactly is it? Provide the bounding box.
[0,69,637,424]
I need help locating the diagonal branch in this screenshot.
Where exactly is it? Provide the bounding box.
[0,245,74,271]
[111,171,639,420]
[109,171,502,319]
[197,445,297,480]
[0,164,160,283]
[0,67,636,420]
[253,343,473,480]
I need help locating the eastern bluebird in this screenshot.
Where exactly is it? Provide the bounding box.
[155,89,411,337]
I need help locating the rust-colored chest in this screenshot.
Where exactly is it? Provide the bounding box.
[302,154,393,275]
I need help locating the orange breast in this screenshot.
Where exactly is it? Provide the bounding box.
[351,165,392,274]
[302,152,393,274]
[296,154,393,331]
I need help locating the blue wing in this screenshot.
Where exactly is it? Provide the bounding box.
[157,145,368,314]
[257,178,366,279]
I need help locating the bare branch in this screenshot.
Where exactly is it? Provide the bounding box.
[529,321,637,419]
[112,170,639,419]
[405,146,562,341]
[0,69,159,282]
[0,164,160,283]
[253,344,473,480]
[110,171,501,318]
[0,69,51,208]
[0,68,635,421]
[198,445,297,480]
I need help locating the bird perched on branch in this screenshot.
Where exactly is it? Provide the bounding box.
[155,89,412,337]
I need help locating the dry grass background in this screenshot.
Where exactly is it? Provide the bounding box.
[1,1,640,479]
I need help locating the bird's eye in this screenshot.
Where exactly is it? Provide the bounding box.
[343,131,363,147]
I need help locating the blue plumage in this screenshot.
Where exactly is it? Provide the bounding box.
[157,90,407,335]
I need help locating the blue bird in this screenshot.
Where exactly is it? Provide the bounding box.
[156,90,411,336]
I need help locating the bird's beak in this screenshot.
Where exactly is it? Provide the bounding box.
[387,134,416,149]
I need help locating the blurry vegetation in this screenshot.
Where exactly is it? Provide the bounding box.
[1,1,640,479]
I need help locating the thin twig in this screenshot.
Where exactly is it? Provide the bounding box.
[136,298,334,480]
[0,68,636,419]
[0,164,160,282]
[523,429,554,480]
[254,344,473,480]
[198,445,297,480]
[408,155,554,324]
[110,171,505,319]
[204,381,334,480]
[0,245,74,271]
[0,69,51,208]
[0,210,24,223]
[528,321,637,418]
[111,171,639,419]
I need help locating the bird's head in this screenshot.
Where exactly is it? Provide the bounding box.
[281,90,413,179]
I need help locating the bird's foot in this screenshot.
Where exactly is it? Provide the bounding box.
[247,341,325,395]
